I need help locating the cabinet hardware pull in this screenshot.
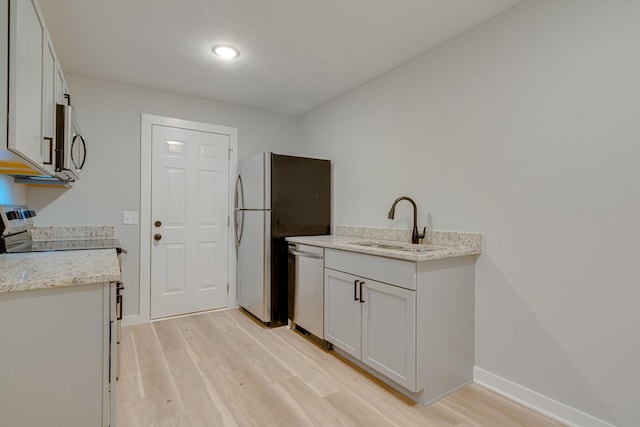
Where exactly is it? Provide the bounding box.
[116,294,123,320]
[116,282,124,320]
[354,280,359,301]
[43,137,53,165]
[359,281,365,303]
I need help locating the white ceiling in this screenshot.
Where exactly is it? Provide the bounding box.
[38,0,524,116]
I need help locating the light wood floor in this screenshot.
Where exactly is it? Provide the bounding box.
[117,309,565,427]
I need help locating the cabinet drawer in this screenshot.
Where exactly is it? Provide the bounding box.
[325,249,416,290]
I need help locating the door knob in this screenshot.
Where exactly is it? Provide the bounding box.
[154,234,162,241]
[154,220,162,227]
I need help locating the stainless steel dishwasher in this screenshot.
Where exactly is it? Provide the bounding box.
[288,243,325,339]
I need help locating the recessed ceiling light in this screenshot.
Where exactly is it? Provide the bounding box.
[211,45,240,60]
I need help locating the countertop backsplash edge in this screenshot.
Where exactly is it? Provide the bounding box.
[29,225,116,241]
[335,225,482,250]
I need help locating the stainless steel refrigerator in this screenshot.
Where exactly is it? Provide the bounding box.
[235,152,331,326]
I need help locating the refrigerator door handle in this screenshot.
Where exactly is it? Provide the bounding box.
[235,210,244,247]
[234,210,239,248]
[234,175,239,211]
[234,175,245,248]
[235,175,245,210]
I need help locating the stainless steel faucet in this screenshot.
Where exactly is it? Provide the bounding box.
[387,196,426,244]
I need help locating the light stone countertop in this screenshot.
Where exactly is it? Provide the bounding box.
[0,249,122,294]
[286,228,482,262]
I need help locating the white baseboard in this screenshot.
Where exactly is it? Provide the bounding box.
[473,367,615,427]
[121,305,235,327]
[121,314,146,326]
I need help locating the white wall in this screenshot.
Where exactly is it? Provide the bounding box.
[0,175,25,205]
[27,74,299,318]
[299,1,640,426]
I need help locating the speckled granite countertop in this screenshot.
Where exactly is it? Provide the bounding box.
[0,249,121,293]
[286,226,482,262]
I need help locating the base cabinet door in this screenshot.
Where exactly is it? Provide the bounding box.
[324,269,362,359]
[362,279,416,391]
[325,267,418,391]
[323,250,475,403]
[0,283,111,426]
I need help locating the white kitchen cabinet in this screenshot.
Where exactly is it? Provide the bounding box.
[7,0,46,168]
[324,248,474,405]
[0,283,117,427]
[56,59,69,104]
[324,269,362,358]
[42,32,56,171]
[324,265,416,391]
[4,0,69,177]
[362,278,416,390]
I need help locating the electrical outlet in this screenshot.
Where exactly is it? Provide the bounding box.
[123,211,139,225]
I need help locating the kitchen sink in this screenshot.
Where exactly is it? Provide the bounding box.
[348,241,441,252]
[399,247,440,252]
[349,241,406,250]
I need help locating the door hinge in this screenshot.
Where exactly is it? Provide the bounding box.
[227,283,229,294]
[228,216,230,227]
[228,148,232,160]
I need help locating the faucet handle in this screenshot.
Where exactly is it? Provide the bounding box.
[418,226,426,240]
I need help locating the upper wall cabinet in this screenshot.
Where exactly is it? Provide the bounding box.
[56,57,69,106]
[1,0,75,185]
[8,0,50,170]
[43,32,57,171]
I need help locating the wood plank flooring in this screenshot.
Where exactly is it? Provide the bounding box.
[117,309,565,426]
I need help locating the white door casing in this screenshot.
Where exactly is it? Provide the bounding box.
[138,115,238,324]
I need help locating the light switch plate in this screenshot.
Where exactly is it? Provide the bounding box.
[123,211,139,225]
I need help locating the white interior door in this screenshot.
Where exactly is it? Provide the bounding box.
[151,124,229,319]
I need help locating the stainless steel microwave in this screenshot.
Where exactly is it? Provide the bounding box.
[55,102,86,181]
